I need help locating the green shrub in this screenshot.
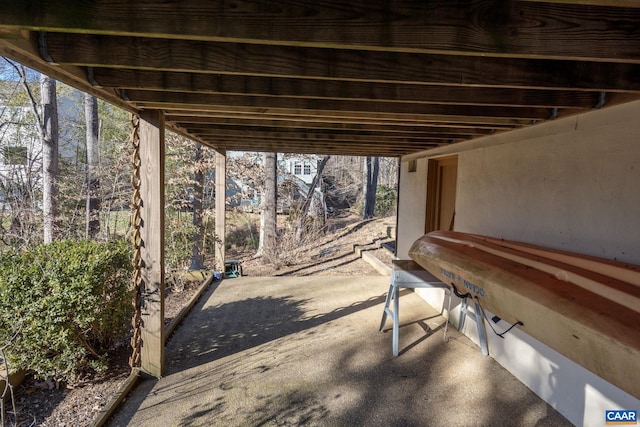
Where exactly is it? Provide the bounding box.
[0,239,133,383]
[375,186,397,217]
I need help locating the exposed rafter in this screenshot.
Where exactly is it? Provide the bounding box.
[38,34,640,92]
[123,90,576,120]
[94,70,602,109]
[2,0,640,62]
[1,1,639,157]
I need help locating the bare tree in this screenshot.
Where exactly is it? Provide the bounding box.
[40,74,58,243]
[322,156,362,211]
[296,155,329,242]
[84,93,100,239]
[363,156,379,219]
[1,61,138,247]
[378,157,399,189]
[257,151,277,258]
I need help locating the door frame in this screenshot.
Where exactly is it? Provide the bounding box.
[425,155,458,233]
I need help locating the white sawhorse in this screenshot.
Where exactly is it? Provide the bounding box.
[379,260,488,357]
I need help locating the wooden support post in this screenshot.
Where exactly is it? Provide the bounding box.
[139,110,165,378]
[215,150,226,273]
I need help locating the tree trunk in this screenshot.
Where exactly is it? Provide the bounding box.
[190,143,205,270]
[41,74,58,244]
[363,156,379,219]
[84,93,101,239]
[257,152,277,259]
[296,155,330,242]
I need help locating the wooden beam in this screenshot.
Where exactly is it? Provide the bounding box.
[2,1,640,62]
[215,150,226,273]
[180,125,483,140]
[93,69,601,108]
[201,134,446,145]
[215,141,440,154]
[200,140,438,157]
[41,34,640,92]
[198,141,417,157]
[520,1,640,7]
[157,106,533,127]
[184,127,469,143]
[166,110,519,130]
[125,90,567,120]
[167,116,493,134]
[202,140,444,152]
[166,116,498,136]
[138,110,165,378]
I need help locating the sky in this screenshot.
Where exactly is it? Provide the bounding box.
[0,57,40,82]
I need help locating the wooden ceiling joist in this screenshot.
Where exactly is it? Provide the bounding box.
[163,109,520,129]
[164,116,498,136]
[1,2,639,157]
[183,128,462,143]
[93,70,602,109]
[38,34,640,92]
[124,90,575,120]
[172,122,491,140]
[197,140,441,157]
[2,1,640,62]
[142,104,533,127]
[519,1,640,8]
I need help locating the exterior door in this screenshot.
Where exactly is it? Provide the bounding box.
[426,156,458,232]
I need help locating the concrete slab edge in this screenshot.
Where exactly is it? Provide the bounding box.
[91,272,215,427]
[165,272,216,341]
[91,369,140,427]
[354,244,392,276]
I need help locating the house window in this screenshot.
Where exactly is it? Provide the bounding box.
[3,146,27,165]
[294,162,302,175]
[303,163,311,175]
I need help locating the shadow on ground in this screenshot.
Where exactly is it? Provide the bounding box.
[169,292,386,372]
[109,276,571,427]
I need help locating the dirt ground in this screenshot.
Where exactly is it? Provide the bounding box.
[240,213,395,277]
[4,214,395,427]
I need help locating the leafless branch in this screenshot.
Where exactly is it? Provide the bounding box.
[3,58,44,139]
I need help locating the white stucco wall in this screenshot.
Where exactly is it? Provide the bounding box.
[397,100,640,426]
[455,102,640,264]
[396,158,428,258]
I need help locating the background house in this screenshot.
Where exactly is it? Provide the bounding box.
[281,155,321,185]
[235,154,327,216]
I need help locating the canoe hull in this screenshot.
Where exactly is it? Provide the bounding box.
[409,231,640,399]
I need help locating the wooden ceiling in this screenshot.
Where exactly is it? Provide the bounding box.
[1,0,639,157]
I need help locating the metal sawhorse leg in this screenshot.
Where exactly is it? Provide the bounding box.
[379,260,450,357]
[458,296,489,356]
[380,260,489,357]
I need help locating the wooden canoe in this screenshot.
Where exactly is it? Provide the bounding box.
[408,231,640,399]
